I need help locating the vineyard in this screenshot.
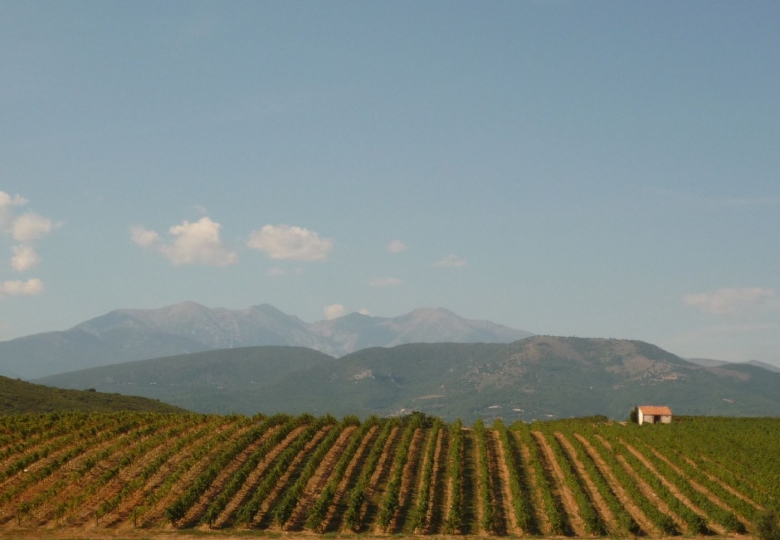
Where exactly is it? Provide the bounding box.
[1,411,778,537]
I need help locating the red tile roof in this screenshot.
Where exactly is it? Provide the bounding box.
[639,406,673,416]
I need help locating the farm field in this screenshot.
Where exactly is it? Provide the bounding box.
[0,412,778,538]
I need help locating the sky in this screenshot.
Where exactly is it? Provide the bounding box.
[1,1,779,366]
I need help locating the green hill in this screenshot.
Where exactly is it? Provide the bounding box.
[36,337,780,421]
[0,375,187,414]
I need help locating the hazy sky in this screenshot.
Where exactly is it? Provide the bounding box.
[2,1,779,366]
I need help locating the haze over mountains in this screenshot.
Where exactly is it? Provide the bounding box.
[37,337,780,422]
[0,302,533,379]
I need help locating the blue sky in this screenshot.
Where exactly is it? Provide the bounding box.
[2,1,779,365]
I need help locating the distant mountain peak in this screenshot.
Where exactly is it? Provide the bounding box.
[1,302,533,379]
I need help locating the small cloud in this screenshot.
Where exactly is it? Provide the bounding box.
[267,267,285,277]
[11,245,40,271]
[324,303,345,320]
[358,308,371,316]
[370,277,403,287]
[193,204,208,215]
[433,254,468,268]
[386,239,407,253]
[0,192,28,230]
[131,226,161,248]
[131,217,237,266]
[684,287,775,316]
[0,278,44,296]
[11,212,52,242]
[247,224,333,261]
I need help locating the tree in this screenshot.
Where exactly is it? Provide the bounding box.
[628,405,639,424]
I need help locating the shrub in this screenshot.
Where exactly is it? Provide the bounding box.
[755,510,780,540]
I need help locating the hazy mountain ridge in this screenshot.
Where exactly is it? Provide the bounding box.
[37,336,780,422]
[0,302,532,379]
[687,357,780,373]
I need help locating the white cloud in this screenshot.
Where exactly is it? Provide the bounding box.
[11,212,52,242]
[684,287,775,315]
[131,226,161,247]
[370,277,403,287]
[387,239,407,253]
[0,278,44,296]
[247,224,333,261]
[0,193,56,280]
[193,204,208,215]
[433,254,468,268]
[11,245,40,271]
[131,217,237,266]
[358,308,371,316]
[324,304,345,320]
[0,192,27,230]
[267,267,285,277]
[0,192,27,208]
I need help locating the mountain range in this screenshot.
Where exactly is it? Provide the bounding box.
[686,357,780,373]
[36,336,780,422]
[0,302,533,379]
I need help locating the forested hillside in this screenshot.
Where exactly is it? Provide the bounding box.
[0,376,185,415]
[1,411,777,536]
[38,337,780,420]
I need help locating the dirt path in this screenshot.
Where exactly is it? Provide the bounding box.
[177,425,283,527]
[644,443,752,527]
[140,422,253,528]
[460,429,478,536]
[5,529,759,540]
[355,426,399,532]
[440,430,456,535]
[33,421,171,527]
[318,425,377,532]
[574,433,657,536]
[483,429,507,536]
[699,455,772,502]
[285,426,357,530]
[110,418,235,529]
[423,427,446,534]
[620,440,726,535]
[555,432,616,533]
[390,428,425,533]
[211,425,307,529]
[0,415,115,475]
[512,431,550,536]
[0,416,146,520]
[489,430,518,535]
[684,456,762,510]
[0,431,115,524]
[531,431,587,537]
[71,422,204,527]
[0,428,75,477]
[251,427,330,528]
[593,435,685,533]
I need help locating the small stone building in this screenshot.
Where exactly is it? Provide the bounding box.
[638,405,673,425]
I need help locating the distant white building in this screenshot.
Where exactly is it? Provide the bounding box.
[638,405,673,425]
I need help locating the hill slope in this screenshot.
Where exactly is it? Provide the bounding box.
[1,302,532,379]
[37,337,780,421]
[0,375,186,414]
